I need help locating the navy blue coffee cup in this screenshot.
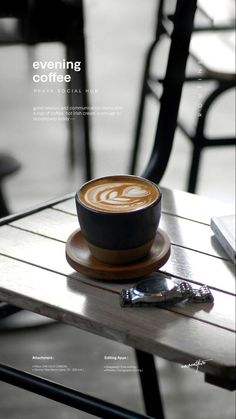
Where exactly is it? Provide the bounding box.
[75,175,162,264]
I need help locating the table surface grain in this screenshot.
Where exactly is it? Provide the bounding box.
[0,188,235,384]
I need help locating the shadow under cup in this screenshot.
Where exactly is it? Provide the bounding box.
[75,176,162,265]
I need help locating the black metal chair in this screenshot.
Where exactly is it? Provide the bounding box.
[0,153,20,217]
[0,1,199,418]
[130,0,236,193]
[0,0,92,181]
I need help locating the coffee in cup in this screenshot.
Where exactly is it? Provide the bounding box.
[75,175,162,264]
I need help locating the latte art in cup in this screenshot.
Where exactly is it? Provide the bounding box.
[79,176,159,212]
[76,175,162,264]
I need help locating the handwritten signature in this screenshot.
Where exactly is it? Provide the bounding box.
[181,358,213,373]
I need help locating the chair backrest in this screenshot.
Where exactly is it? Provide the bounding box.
[143,0,198,183]
[198,0,235,27]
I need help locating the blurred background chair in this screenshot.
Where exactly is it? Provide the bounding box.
[130,0,236,193]
[0,0,92,182]
[0,0,93,217]
[0,153,20,217]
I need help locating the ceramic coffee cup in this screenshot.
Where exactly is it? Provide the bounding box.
[75,175,162,264]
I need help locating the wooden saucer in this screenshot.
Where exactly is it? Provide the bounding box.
[66,229,171,281]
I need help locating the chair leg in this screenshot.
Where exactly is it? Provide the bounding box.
[135,349,165,419]
[187,145,202,193]
[0,303,21,320]
[0,184,9,218]
[67,95,76,168]
[67,41,92,182]
[66,0,92,182]
[130,81,149,174]
[130,0,165,175]
[142,0,198,183]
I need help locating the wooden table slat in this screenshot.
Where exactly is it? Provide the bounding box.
[0,226,235,333]
[164,245,235,294]
[53,198,76,216]
[9,211,235,295]
[53,190,234,226]
[1,188,235,386]
[160,188,234,225]
[161,213,231,260]
[11,206,233,261]
[0,255,235,381]
[11,208,79,243]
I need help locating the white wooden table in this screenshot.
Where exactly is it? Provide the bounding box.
[0,188,235,417]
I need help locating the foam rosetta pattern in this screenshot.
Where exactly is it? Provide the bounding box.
[82,181,158,212]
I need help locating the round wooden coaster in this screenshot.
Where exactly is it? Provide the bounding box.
[66,229,171,280]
